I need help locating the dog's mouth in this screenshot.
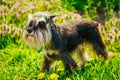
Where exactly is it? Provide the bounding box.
[22,29,34,38]
[26,33,34,38]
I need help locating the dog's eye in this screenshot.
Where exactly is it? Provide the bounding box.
[38,21,45,27]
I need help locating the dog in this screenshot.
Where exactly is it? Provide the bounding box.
[22,12,109,72]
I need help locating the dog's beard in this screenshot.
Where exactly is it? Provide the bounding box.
[22,28,51,50]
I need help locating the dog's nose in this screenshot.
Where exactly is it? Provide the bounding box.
[27,29,32,33]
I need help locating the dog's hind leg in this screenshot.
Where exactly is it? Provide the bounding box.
[76,44,91,65]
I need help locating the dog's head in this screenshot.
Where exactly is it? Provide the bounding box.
[22,12,56,49]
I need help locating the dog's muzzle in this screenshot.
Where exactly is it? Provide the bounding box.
[22,27,52,50]
[22,28,40,49]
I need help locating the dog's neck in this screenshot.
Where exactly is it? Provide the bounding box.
[50,23,64,50]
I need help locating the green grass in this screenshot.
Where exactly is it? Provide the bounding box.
[0,43,120,80]
[0,0,120,80]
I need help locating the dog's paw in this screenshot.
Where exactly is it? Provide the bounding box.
[107,52,116,58]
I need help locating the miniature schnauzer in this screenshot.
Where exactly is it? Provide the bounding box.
[22,12,109,72]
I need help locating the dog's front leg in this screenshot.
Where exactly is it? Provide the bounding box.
[60,51,77,73]
[41,56,52,72]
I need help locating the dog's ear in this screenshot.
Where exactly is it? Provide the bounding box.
[50,13,59,20]
[28,14,33,20]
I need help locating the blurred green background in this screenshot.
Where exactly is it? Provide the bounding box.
[0,0,120,80]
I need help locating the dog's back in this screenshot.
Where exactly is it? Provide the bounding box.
[56,19,99,41]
